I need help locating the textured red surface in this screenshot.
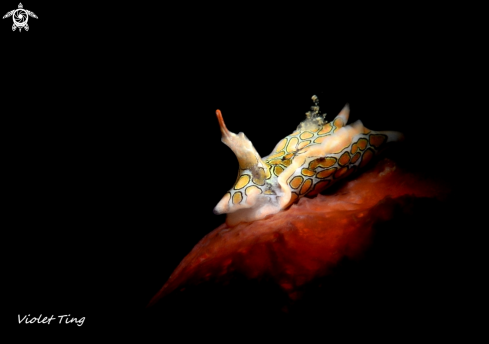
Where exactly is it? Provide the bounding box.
[148,158,449,307]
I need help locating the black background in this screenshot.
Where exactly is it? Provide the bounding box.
[4,2,483,340]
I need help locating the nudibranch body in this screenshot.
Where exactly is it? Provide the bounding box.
[214,96,404,226]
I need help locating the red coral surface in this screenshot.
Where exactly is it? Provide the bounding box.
[148,158,449,307]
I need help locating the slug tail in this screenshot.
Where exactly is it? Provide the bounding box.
[377,130,405,143]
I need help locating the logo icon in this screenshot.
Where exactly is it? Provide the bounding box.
[3,3,37,32]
